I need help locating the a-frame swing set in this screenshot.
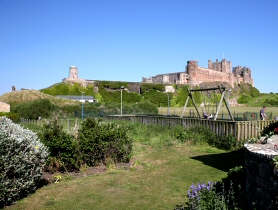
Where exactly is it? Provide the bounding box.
[180,86,235,122]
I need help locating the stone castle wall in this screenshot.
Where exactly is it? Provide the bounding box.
[62,59,254,89]
[142,58,254,88]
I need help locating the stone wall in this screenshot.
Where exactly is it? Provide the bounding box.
[245,141,278,209]
[142,58,254,87]
[0,102,10,112]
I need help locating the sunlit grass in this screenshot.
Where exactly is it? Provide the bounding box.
[9,145,243,210]
[8,122,245,210]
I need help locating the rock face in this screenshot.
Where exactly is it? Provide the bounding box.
[0,101,10,112]
[245,136,278,210]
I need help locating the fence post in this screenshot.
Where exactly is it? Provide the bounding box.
[67,119,70,132]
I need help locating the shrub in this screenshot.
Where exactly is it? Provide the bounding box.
[78,118,132,166]
[261,121,278,136]
[0,112,20,122]
[39,119,78,172]
[132,101,158,115]
[0,117,49,208]
[142,90,170,106]
[11,99,57,120]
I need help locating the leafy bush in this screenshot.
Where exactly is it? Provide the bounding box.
[261,121,278,136]
[78,118,132,166]
[39,119,78,172]
[237,94,251,104]
[11,99,57,120]
[0,112,20,122]
[250,86,260,97]
[143,90,170,106]
[140,83,165,93]
[98,81,128,90]
[0,117,49,208]
[174,85,193,107]
[133,101,158,115]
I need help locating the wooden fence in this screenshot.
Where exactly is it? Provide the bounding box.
[103,115,276,141]
[20,118,81,134]
[20,116,276,141]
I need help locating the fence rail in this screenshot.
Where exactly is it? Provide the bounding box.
[103,115,276,141]
[20,116,276,141]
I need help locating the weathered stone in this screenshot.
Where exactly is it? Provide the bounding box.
[245,136,278,209]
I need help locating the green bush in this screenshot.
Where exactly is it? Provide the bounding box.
[140,83,165,93]
[143,90,169,106]
[39,119,78,172]
[11,99,57,120]
[133,101,158,115]
[98,81,128,90]
[261,121,278,136]
[0,117,49,208]
[0,112,20,122]
[78,118,132,166]
[237,94,251,104]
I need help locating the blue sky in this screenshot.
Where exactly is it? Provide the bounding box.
[1,0,277,96]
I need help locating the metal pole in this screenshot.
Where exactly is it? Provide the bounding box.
[120,86,124,116]
[82,92,84,119]
[167,93,170,116]
[121,89,123,116]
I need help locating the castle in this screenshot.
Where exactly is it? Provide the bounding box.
[142,59,254,88]
[63,59,254,89]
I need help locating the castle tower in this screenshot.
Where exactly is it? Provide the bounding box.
[221,59,227,73]
[186,60,199,86]
[208,60,213,69]
[69,66,78,79]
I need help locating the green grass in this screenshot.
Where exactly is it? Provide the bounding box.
[159,106,278,119]
[8,122,244,210]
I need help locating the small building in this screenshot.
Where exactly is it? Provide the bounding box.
[56,95,97,103]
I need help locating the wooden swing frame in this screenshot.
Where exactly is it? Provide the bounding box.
[180,86,235,121]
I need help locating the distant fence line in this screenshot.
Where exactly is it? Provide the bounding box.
[20,118,80,134]
[20,116,276,141]
[102,115,276,141]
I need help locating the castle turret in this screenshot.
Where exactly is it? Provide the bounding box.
[69,66,78,79]
[208,60,213,69]
[221,59,227,73]
[186,60,199,86]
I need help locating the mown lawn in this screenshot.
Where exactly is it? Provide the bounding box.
[8,143,244,210]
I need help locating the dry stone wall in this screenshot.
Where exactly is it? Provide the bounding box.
[245,138,278,209]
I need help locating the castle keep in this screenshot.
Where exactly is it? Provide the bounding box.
[142,59,254,88]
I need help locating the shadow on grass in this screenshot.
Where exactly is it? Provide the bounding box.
[191,148,245,172]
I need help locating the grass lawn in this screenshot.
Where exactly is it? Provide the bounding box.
[8,143,244,210]
[159,106,278,119]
